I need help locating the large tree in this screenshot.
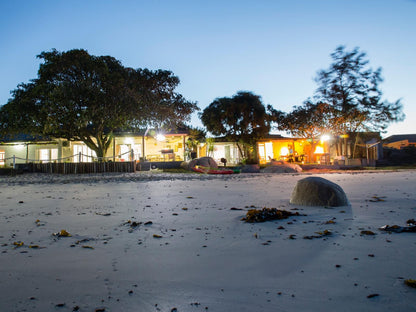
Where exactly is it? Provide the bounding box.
[314,45,404,134]
[277,101,334,161]
[199,91,271,162]
[0,49,198,158]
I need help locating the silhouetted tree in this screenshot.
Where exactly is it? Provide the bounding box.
[0,49,198,159]
[314,45,404,134]
[199,91,271,163]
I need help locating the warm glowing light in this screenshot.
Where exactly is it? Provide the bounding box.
[280,146,289,156]
[155,134,166,141]
[124,137,134,145]
[340,134,349,139]
[314,146,325,154]
[321,135,330,142]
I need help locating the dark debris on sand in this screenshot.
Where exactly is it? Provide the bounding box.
[242,208,305,223]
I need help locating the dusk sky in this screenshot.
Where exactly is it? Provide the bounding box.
[1,0,415,138]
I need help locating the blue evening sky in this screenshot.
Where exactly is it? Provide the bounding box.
[1,0,415,137]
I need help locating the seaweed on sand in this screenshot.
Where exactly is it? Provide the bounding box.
[242,208,304,223]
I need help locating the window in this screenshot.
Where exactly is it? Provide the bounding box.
[39,148,58,163]
[118,144,141,161]
[73,145,96,162]
[0,151,5,166]
[39,149,49,162]
[119,144,131,161]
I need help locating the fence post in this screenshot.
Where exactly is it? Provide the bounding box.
[78,152,82,163]
[13,155,16,169]
[131,149,134,161]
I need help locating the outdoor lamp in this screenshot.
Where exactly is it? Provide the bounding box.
[156,134,166,142]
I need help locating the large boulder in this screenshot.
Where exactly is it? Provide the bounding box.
[182,157,218,171]
[261,161,302,173]
[290,177,349,207]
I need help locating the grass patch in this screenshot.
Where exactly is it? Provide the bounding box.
[162,168,194,174]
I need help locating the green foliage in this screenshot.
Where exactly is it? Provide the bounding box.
[205,137,215,156]
[0,49,198,158]
[278,101,333,139]
[313,45,404,134]
[199,91,271,162]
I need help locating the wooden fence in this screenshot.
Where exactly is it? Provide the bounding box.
[24,161,136,174]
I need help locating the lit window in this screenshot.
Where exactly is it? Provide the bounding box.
[39,149,58,163]
[0,151,5,166]
[280,147,289,156]
[119,144,131,161]
[73,145,96,162]
[39,149,50,163]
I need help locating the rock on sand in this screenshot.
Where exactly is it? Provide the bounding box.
[290,176,349,207]
[261,161,302,173]
[181,157,218,171]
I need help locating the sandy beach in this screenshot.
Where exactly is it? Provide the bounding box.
[1,170,415,311]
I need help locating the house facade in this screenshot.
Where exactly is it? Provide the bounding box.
[1,131,391,168]
[0,130,190,167]
[0,135,61,166]
[196,135,330,165]
[383,134,416,150]
[197,139,242,165]
[257,134,329,164]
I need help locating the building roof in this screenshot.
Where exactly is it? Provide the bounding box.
[0,134,53,144]
[114,129,189,137]
[383,134,416,144]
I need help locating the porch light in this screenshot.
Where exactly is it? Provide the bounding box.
[321,135,331,142]
[15,144,25,150]
[314,146,325,154]
[155,134,166,142]
[280,146,289,156]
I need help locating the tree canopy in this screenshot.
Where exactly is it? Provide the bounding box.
[273,46,405,158]
[275,101,334,160]
[278,101,333,139]
[313,45,404,134]
[199,91,271,162]
[0,49,198,158]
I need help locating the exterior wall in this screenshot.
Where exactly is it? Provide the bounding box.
[112,134,187,162]
[210,142,241,165]
[0,142,60,166]
[0,133,188,166]
[142,135,186,162]
[384,140,415,150]
[258,138,326,164]
[2,134,336,167]
[113,136,141,161]
[198,142,241,165]
[0,144,29,166]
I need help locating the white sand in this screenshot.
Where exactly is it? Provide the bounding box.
[0,171,415,311]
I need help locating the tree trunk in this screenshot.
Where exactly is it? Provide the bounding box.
[309,140,316,163]
[344,137,348,158]
[236,142,245,161]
